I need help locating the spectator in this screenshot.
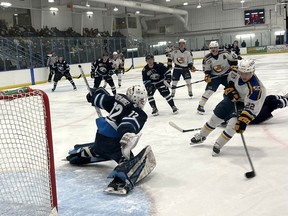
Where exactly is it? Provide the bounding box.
[241,40,246,47]
[255,39,259,47]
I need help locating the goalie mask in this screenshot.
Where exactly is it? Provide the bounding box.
[126,85,147,109]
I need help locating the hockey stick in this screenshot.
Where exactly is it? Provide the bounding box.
[234,102,256,179]
[169,121,202,133]
[124,64,133,73]
[165,73,228,89]
[78,65,103,117]
[72,74,82,79]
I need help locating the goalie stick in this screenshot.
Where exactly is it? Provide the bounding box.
[78,65,102,117]
[169,121,202,133]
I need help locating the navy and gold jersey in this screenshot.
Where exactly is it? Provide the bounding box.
[91,59,114,76]
[142,62,171,87]
[203,50,237,76]
[53,60,70,73]
[227,70,267,120]
[92,92,147,138]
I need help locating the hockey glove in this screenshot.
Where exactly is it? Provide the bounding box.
[108,70,115,76]
[235,112,252,133]
[191,66,197,72]
[224,87,240,101]
[204,74,212,83]
[120,133,141,160]
[90,71,95,78]
[86,87,110,103]
[165,79,171,85]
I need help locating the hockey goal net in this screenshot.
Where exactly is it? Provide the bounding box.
[0,87,57,216]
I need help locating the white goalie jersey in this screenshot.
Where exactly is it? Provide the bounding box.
[203,50,237,76]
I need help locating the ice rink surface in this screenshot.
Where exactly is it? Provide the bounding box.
[34,53,288,216]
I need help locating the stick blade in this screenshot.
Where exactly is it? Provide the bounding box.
[168,121,183,132]
[245,171,256,179]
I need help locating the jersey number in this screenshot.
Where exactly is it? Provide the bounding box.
[109,103,123,121]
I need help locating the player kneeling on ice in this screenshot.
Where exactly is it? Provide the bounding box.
[66,85,156,194]
[142,54,179,116]
[190,59,267,156]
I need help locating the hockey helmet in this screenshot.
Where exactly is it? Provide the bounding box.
[238,59,255,73]
[209,41,219,48]
[126,85,147,109]
[113,51,118,55]
[102,52,109,57]
[178,39,186,44]
[145,54,154,61]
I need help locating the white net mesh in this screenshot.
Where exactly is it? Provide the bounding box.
[0,89,57,216]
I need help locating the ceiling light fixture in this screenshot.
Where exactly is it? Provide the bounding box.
[183,2,188,6]
[48,0,54,3]
[49,7,58,12]
[113,7,118,11]
[240,0,245,3]
[86,1,90,7]
[0,2,12,7]
[166,0,171,2]
[197,4,201,8]
[135,11,140,14]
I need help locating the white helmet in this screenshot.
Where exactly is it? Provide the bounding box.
[126,85,147,109]
[238,59,255,73]
[209,41,219,48]
[113,51,118,55]
[178,39,186,44]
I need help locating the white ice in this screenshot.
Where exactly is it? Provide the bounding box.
[34,53,288,216]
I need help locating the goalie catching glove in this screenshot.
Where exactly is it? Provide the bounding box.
[235,111,253,133]
[120,132,141,160]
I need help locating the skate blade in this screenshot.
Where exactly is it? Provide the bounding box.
[104,187,127,195]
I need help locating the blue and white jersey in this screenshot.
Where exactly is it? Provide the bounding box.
[92,92,147,138]
[228,70,267,120]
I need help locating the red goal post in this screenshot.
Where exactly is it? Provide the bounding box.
[0,87,57,215]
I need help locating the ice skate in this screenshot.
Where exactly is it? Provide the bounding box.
[190,133,206,145]
[197,105,205,115]
[172,106,179,114]
[212,143,221,156]
[152,107,159,116]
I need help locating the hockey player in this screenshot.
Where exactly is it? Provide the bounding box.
[111,51,124,87]
[165,41,174,57]
[66,85,156,194]
[142,54,178,116]
[190,59,267,156]
[221,93,288,126]
[46,51,57,82]
[51,55,76,92]
[90,53,116,95]
[197,41,238,114]
[167,38,195,98]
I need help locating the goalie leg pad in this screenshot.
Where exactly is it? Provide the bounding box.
[108,145,156,190]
